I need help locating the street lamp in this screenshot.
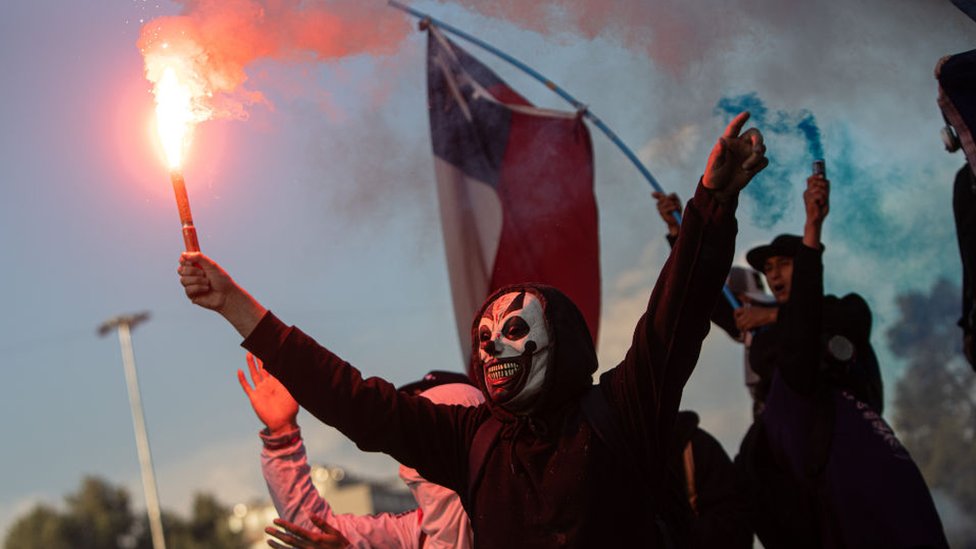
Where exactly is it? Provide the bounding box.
[98,312,166,549]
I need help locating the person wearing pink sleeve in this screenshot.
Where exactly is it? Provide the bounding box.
[239,354,481,548]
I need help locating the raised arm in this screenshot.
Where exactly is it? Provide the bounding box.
[651,148,779,342]
[775,174,829,395]
[655,190,748,341]
[238,354,420,546]
[179,255,480,497]
[602,112,768,458]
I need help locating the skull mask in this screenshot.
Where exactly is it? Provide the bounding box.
[478,290,551,411]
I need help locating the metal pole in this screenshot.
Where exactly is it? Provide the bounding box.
[99,313,166,549]
[389,2,742,309]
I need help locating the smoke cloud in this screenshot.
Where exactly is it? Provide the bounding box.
[137,0,411,121]
[714,92,824,227]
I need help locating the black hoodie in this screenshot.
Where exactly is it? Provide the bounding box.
[245,183,737,547]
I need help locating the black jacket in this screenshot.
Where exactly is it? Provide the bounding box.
[247,184,737,547]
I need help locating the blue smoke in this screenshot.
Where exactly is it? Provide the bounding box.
[714,92,825,228]
[715,93,955,295]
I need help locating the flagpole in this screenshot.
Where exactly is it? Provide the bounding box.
[389,1,742,308]
[388,1,667,196]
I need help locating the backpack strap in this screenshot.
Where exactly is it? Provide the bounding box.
[467,415,504,509]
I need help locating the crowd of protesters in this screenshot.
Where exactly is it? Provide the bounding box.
[165,49,976,544]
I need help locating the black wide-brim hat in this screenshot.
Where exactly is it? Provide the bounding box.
[746,234,803,272]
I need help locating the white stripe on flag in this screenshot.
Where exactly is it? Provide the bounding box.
[434,157,503,359]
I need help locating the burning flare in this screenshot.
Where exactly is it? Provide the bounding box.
[144,56,205,252]
[154,67,194,170]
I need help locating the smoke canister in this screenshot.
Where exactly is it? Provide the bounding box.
[812,159,826,177]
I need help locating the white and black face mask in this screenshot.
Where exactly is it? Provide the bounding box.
[478,290,550,411]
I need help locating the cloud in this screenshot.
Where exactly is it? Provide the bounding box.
[639,124,703,170]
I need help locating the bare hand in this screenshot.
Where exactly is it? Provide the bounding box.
[703,112,769,201]
[239,353,299,436]
[652,191,682,236]
[734,306,778,331]
[177,253,267,338]
[803,175,830,227]
[266,516,349,549]
[178,253,236,312]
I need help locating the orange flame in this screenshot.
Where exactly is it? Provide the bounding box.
[144,35,213,172]
[154,67,194,170]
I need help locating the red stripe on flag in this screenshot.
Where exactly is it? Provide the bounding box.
[490,111,601,342]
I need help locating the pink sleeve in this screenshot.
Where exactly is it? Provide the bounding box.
[260,428,422,547]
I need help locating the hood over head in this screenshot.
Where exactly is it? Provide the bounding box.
[470,283,597,416]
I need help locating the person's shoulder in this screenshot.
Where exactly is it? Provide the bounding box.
[824,293,872,338]
[824,292,870,312]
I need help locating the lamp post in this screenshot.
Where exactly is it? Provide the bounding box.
[98,312,166,549]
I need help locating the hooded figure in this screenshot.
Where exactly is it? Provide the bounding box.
[236,180,738,546]
[176,113,767,547]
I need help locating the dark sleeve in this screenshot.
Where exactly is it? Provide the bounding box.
[242,312,480,495]
[953,166,976,333]
[710,291,741,340]
[774,245,824,396]
[670,233,740,339]
[601,182,737,473]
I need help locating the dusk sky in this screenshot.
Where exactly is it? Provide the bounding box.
[2,0,974,538]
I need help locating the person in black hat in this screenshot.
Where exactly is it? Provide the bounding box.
[744,229,883,414]
[736,173,947,548]
[654,188,884,414]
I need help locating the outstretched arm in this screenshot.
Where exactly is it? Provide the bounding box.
[653,188,774,341]
[179,254,479,499]
[603,111,768,466]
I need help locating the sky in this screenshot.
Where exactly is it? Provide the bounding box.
[1,0,975,539]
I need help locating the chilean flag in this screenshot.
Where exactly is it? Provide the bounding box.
[426,27,601,358]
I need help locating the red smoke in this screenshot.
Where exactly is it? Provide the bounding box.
[137,0,786,123]
[137,0,411,120]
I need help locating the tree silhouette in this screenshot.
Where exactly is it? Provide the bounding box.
[3,476,245,549]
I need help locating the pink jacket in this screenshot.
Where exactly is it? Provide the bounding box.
[260,382,482,548]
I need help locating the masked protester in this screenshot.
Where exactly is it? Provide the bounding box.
[736,174,948,548]
[238,355,481,549]
[177,112,767,546]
